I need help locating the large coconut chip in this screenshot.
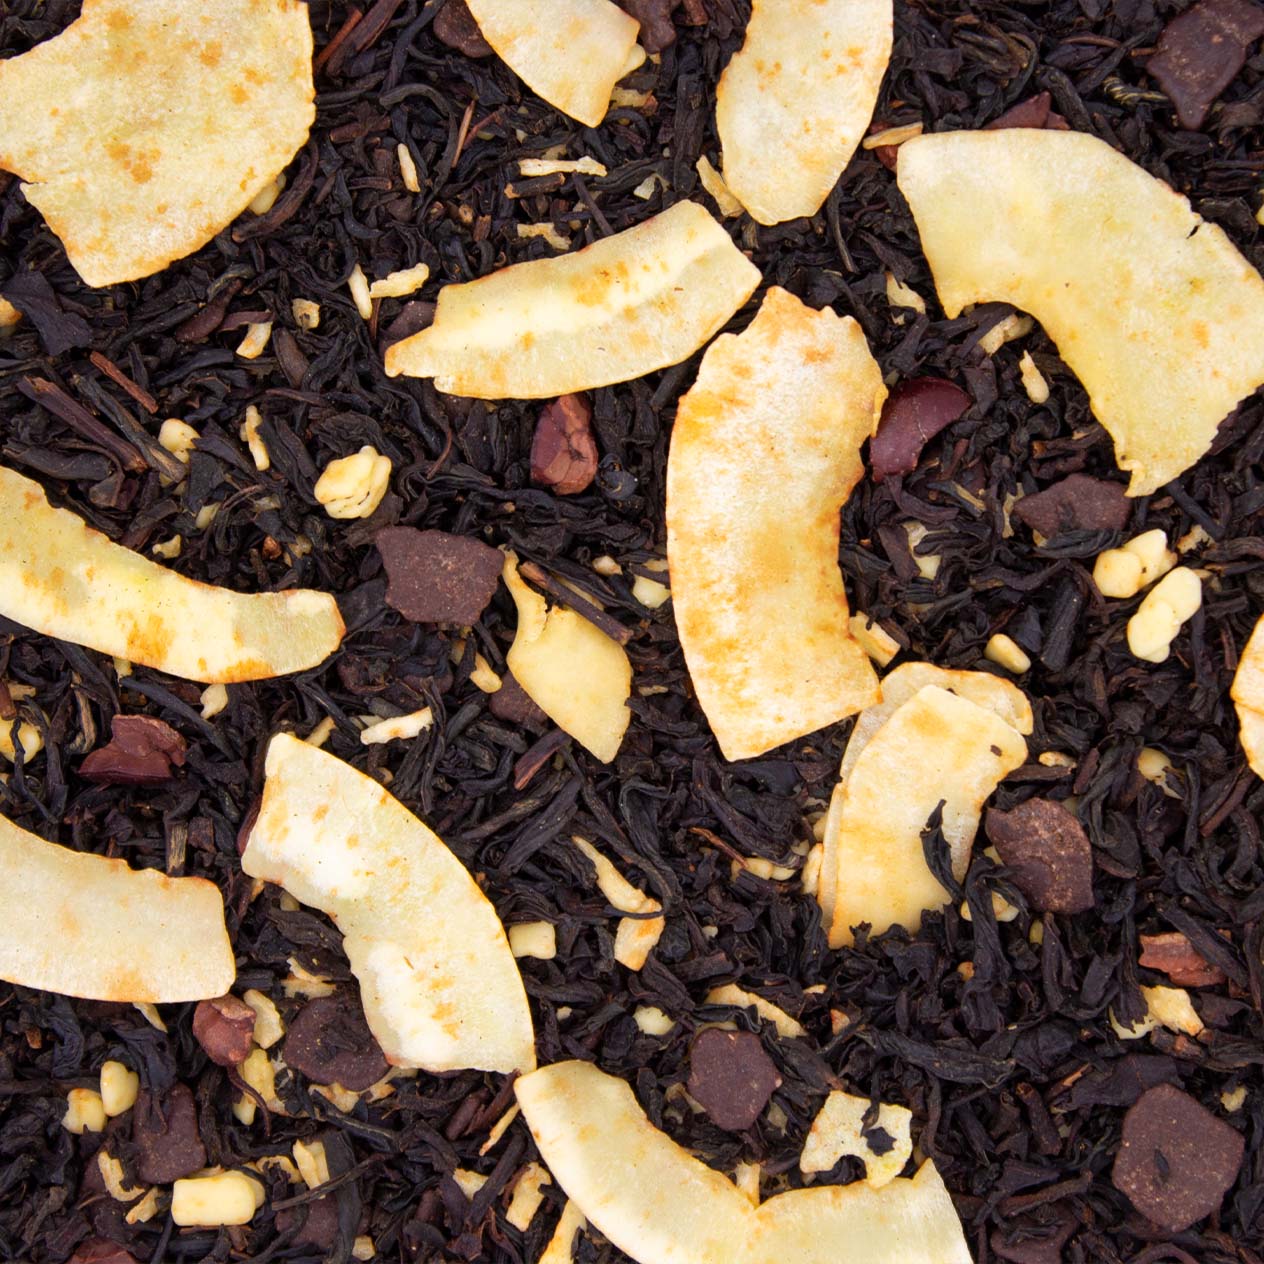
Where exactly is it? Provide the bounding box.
[1231,614,1264,777]
[716,0,892,224]
[516,1060,971,1264]
[667,287,884,761]
[242,734,536,1075]
[466,0,642,128]
[897,129,1264,496]
[0,0,314,287]
[384,201,760,398]
[0,467,343,683]
[0,810,234,1003]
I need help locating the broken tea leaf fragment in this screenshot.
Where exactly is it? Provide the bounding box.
[241,733,535,1075]
[0,0,315,286]
[384,201,760,398]
[0,466,344,683]
[898,129,1264,495]
[667,287,883,762]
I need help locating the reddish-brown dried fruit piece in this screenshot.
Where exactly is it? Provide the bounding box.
[1148,0,1264,130]
[870,377,971,482]
[985,91,1070,131]
[1010,474,1130,538]
[69,1243,140,1264]
[193,993,257,1066]
[80,715,187,786]
[686,1028,781,1131]
[375,526,503,625]
[433,0,493,57]
[132,1084,207,1184]
[1139,931,1227,987]
[985,799,1094,913]
[283,993,389,1091]
[1112,1083,1244,1231]
[531,395,599,495]
[617,0,678,52]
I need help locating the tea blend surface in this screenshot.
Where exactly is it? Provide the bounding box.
[1,1,1263,1262]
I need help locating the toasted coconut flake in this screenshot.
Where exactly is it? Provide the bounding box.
[242,734,536,1074]
[824,685,1027,947]
[384,201,760,398]
[0,0,314,287]
[705,984,805,1039]
[466,0,640,127]
[716,0,893,224]
[667,288,883,761]
[800,1091,913,1188]
[1231,614,1264,777]
[897,129,1264,496]
[0,810,234,1002]
[0,466,343,683]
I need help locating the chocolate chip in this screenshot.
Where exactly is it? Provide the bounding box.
[1010,474,1130,538]
[433,0,494,57]
[283,994,389,1092]
[531,395,598,495]
[1112,1083,1244,1231]
[277,1195,340,1249]
[1148,0,1264,130]
[686,1029,782,1131]
[1139,932,1227,987]
[985,91,1070,131]
[617,0,678,52]
[132,1084,207,1184]
[193,994,257,1066]
[80,715,187,786]
[870,377,972,482]
[985,799,1094,913]
[68,1242,140,1264]
[487,671,548,731]
[375,526,503,625]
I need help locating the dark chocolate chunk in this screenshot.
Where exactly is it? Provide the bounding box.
[283,994,389,1092]
[1139,932,1227,987]
[985,91,1070,131]
[132,1084,207,1184]
[487,671,548,730]
[192,994,257,1067]
[1112,1083,1244,1231]
[1,271,92,356]
[870,378,971,482]
[1148,0,1264,129]
[617,0,678,52]
[433,0,493,57]
[531,395,598,495]
[1010,474,1130,538]
[79,715,187,786]
[986,799,1094,913]
[375,526,503,625]
[686,1029,781,1131]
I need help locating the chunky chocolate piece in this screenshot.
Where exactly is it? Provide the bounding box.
[375,526,503,625]
[531,394,598,495]
[986,799,1094,913]
[617,0,678,52]
[193,994,257,1066]
[686,1029,781,1131]
[1139,931,1227,987]
[283,994,389,1092]
[1112,1083,1244,1231]
[80,715,187,786]
[433,0,493,57]
[1148,0,1264,129]
[1011,474,1130,538]
[870,378,971,483]
[132,1084,207,1184]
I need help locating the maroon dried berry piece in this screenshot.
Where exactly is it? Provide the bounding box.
[193,994,257,1067]
[283,994,389,1092]
[985,91,1070,131]
[686,1028,782,1131]
[433,0,493,57]
[985,799,1094,914]
[375,526,503,625]
[132,1084,207,1184]
[870,378,971,482]
[1138,932,1227,987]
[80,714,187,786]
[531,395,599,495]
[1010,474,1130,537]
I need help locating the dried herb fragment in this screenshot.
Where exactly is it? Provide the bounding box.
[283,994,390,1091]
[686,1028,782,1131]
[193,994,257,1066]
[376,526,503,624]
[133,1085,207,1184]
[985,799,1094,914]
[1010,474,1130,537]
[870,377,971,482]
[80,715,187,786]
[532,395,599,495]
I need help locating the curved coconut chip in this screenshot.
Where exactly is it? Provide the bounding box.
[0,0,314,287]
[241,733,536,1075]
[0,465,344,683]
[466,0,642,128]
[384,201,760,398]
[667,287,884,762]
[0,810,234,1002]
[716,0,893,224]
[1231,614,1264,777]
[897,129,1264,496]
[516,1060,970,1264]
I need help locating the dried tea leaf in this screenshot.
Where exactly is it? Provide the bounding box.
[466,0,641,127]
[0,0,314,287]
[242,733,536,1074]
[0,466,344,683]
[715,0,893,224]
[823,685,1028,947]
[0,810,234,1003]
[799,1091,913,1188]
[503,553,632,763]
[1231,613,1264,776]
[897,130,1264,495]
[384,201,760,398]
[667,287,883,762]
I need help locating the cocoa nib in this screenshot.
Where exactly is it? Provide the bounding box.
[1139,931,1227,987]
[985,799,1094,914]
[193,994,257,1066]
[617,0,678,52]
[531,394,598,495]
[985,91,1070,131]
[870,377,971,482]
[283,994,389,1091]
[432,0,493,57]
[1010,474,1130,538]
[79,714,187,786]
[132,1084,207,1184]
[375,526,503,625]
[686,1028,781,1131]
